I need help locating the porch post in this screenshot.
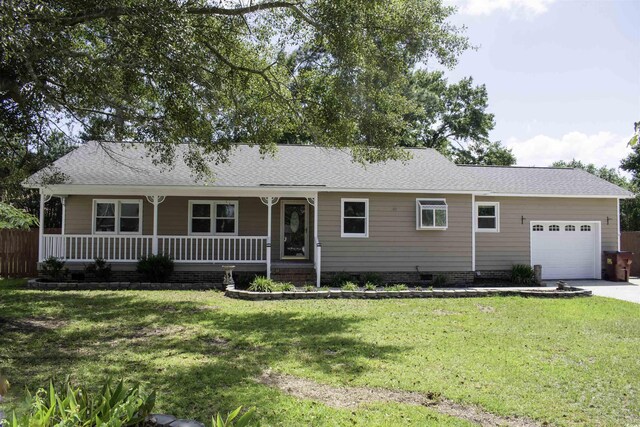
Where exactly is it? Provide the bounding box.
[60,196,67,258]
[152,195,159,255]
[38,191,45,262]
[314,192,321,287]
[267,197,272,279]
[471,193,476,272]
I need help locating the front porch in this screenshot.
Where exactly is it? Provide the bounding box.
[38,192,322,286]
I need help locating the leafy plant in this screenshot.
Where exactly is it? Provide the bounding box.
[274,282,295,292]
[360,272,383,286]
[304,284,315,292]
[0,202,39,230]
[319,286,330,292]
[248,276,276,292]
[386,283,408,291]
[511,264,535,285]
[40,256,68,282]
[331,272,354,287]
[85,257,112,281]
[341,282,359,291]
[364,282,377,291]
[6,378,155,427]
[212,406,254,427]
[136,255,174,283]
[432,274,448,287]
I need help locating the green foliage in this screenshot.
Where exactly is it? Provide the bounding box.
[212,406,255,427]
[304,285,315,292]
[274,282,296,292]
[340,282,359,291]
[403,70,515,165]
[0,1,469,172]
[364,282,377,291]
[553,159,630,189]
[0,202,39,230]
[248,276,276,293]
[385,284,408,291]
[85,258,112,281]
[40,257,68,282]
[331,272,353,288]
[432,275,448,287]
[360,272,383,286]
[136,255,174,283]
[6,378,155,427]
[511,264,535,285]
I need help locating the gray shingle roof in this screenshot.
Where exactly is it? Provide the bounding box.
[26,141,632,197]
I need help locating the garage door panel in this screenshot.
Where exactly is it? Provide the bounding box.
[531,222,599,280]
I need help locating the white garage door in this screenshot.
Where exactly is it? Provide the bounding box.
[530,221,600,279]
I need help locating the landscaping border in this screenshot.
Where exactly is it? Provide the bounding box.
[27,279,217,291]
[225,286,592,300]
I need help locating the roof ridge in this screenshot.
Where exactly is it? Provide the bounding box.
[458,164,573,170]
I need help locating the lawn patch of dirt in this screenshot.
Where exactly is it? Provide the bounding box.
[432,309,460,316]
[476,304,496,313]
[0,316,68,332]
[257,370,543,427]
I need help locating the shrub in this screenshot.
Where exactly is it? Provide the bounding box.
[40,257,68,282]
[511,264,535,285]
[304,284,315,292]
[385,283,408,291]
[360,272,383,286]
[319,286,330,291]
[364,282,377,291]
[248,276,276,292]
[275,282,296,292]
[136,254,174,283]
[331,271,353,287]
[432,274,448,287]
[341,281,359,291]
[6,378,155,427]
[212,406,255,427]
[85,257,112,281]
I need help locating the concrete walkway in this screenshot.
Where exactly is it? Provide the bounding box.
[558,279,640,304]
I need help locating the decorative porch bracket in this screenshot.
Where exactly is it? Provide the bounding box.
[146,195,166,255]
[260,197,280,279]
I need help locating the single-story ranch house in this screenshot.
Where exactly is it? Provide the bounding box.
[26,142,632,285]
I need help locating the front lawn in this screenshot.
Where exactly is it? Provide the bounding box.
[1,278,639,426]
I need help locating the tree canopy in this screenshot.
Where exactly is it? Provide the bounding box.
[1,0,471,173]
[402,70,515,165]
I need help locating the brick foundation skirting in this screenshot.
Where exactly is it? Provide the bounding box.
[320,271,475,286]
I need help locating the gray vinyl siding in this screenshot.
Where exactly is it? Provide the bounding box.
[317,192,472,272]
[475,196,618,270]
[64,195,314,261]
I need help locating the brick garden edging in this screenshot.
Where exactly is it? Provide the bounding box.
[225,286,592,300]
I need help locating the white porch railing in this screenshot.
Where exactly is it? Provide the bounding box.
[158,236,267,263]
[42,234,153,262]
[41,234,268,263]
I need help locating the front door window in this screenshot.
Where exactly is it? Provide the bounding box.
[283,203,306,258]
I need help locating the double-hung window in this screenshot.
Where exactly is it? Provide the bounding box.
[416,199,448,230]
[341,199,368,238]
[476,202,500,232]
[93,199,142,234]
[189,201,238,235]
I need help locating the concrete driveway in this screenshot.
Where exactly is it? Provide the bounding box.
[559,279,640,304]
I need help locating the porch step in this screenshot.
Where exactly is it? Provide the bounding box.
[271,267,316,285]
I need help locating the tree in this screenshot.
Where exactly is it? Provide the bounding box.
[553,159,640,231]
[0,202,39,230]
[629,121,639,146]
[402,70,515,165]
[1,0,469,173]
[0,131,75,227]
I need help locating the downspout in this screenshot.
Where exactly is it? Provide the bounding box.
[471,194,476,272]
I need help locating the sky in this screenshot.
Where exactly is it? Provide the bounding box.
[441,0,640,172]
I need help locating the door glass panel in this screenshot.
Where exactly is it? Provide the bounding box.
[283,204,306,257]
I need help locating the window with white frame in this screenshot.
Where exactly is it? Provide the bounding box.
[189,201,238,235]
[341,199,368,237]
[93,200,142,234]
[476,202,499,232]
[416,199,447,230]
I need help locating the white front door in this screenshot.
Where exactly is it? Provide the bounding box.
[530,221,600,279]
[280,201,309,259]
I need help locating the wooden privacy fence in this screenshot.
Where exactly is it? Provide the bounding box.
[621,231,640,277]
[0,229,39,278]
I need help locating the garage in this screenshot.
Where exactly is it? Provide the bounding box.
[530,221,601,279]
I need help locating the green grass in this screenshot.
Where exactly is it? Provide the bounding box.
[1,278,639,426]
